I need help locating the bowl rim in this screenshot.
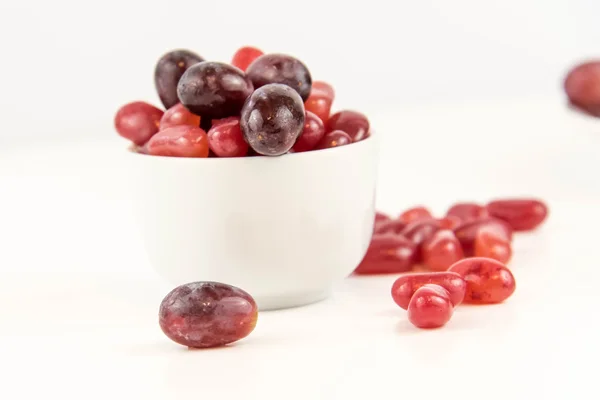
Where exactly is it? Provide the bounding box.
[127,132,375,162]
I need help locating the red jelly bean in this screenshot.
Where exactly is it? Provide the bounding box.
[485,198,548,232]
[422,229,464,272]
[326,110,370,142]
[446,202,488,222]
[159,103,201,130]
[391,271,466,309]
[311,81,335,100]
[292,111,325,152]
[399,206,432,224]
[159,281,258,348]
[438,216,461,230]
[114,101,164,146]
[564,61,600,117]
[207,117,249,157]
[304,95,332,125]
[448,257,516,304]
[315,130,352,150]
[146,125,209,157]
[408,284,454,329]
[453,217,512,256]
[354,234,418,275]
[401,219,441,248]
[374,218,406,235]
[375,212,391,223]
[231,46,264,72]
[211,116,239,127]
[474,226,512,263]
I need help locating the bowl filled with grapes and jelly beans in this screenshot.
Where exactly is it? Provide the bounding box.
[116,47,378,312]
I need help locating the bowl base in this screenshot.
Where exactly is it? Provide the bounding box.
[256,288,331,311]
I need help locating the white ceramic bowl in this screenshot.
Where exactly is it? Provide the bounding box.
[129,136,378,310]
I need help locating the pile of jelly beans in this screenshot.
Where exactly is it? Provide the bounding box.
[114,46,370,158]
[359,198,548,328]
[158,198,548,348]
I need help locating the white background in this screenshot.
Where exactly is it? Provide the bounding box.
[1,1,600,399]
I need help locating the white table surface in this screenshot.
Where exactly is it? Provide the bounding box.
[1,96,599,399]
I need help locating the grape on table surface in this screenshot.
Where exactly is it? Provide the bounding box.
[159,281,258,348]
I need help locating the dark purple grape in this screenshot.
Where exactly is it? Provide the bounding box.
[154,50,204,109]
[177,62,254,119]
[240,83,305,156]
[246,54,312,101]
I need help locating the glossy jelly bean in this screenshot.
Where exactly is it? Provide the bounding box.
[391,271,466,309]
[422,229,464,272]
[207,117,248,157]
[399,206,432,224]
[453,217,512,256]
[401,219,441,248]
[438,216,461,230]
[485,199,548,232]
[311,81,335,100]
[231,46,264,72]
[408,284,454,329]
[474,226,512,263]
[159,103,201,130]
[446,202,488,222]
[354,234,418,275]
[304,95,332,126]
[326,110,370,142]
[315,130,352,150]
[373,218,406,235]
[146,125,209,157]
[448,257,516,304]
[292,111,325,153]
[114,101,164,145]
[375,212,391,224]
[159,281,258,348]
